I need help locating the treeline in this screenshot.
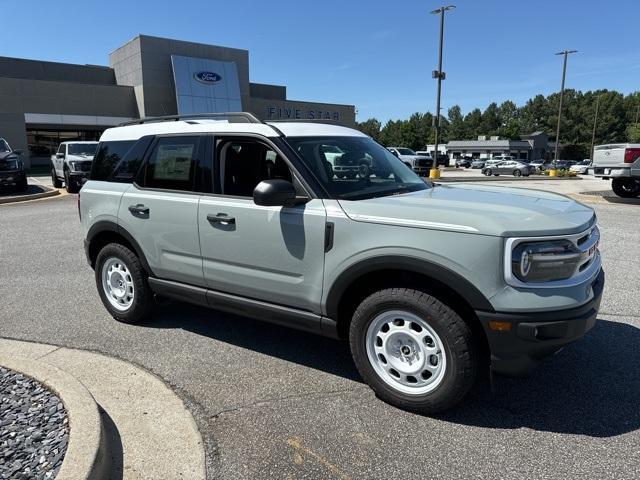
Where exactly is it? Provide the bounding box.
[356,89,640,159]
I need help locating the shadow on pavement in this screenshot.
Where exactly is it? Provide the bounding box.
[147,304,639,438]
[0,184,48,197]
[439,319,640,438]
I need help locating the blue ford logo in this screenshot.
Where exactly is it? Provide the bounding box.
[194,71,222,84]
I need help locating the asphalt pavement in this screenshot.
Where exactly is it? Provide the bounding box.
[0,188,639,480]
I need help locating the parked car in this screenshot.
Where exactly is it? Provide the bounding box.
[454,157,472,168]
[470,159,485,169]
[569,160,591,175]
[418,151,449,167]
[592,143,640,197]
[529,159,549,171]
[482,160,532,177]
[549,160,574,171]
[386,147,433,176]
[0,138,27,192]
[51,141,98,193]
[81,112,603,414]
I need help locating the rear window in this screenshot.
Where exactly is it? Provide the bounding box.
[91,141,135,181]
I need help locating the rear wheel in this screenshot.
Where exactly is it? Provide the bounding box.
[513,170,522,177]
[95,243,153,324]
[349,288,478,414]
[484,169,492,176]
[611,178,640,198]
[51,167,62,188]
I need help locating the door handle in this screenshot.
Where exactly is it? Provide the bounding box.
[129,204,149,215]
[207,213,235,225]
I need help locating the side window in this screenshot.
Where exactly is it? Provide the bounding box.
[57,144,65,155]
[138,136,201,191]
[111,136,153,183]
[217,139,292,197]
[91,141,136,181]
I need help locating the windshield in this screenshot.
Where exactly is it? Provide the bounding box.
[285,136,429,200]
[0,140,10,153]
[68,143,98,156]
[397,148,416,155]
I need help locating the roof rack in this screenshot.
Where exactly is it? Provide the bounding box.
[118,112,262,127]
[266,118,344,126]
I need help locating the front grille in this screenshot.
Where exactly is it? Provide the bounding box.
[76,161,92,172]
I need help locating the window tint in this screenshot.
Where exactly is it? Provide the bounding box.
[110,136,153,183]
[139,136,201,191]
[57,144,65,154]
[218,139,292,197]
[91,141,135,181]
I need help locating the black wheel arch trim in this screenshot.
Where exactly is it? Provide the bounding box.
[324,255,495,319]
[86,221,154,275]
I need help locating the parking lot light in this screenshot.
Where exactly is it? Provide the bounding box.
[551,49,578,174]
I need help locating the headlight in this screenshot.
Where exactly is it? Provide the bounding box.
[511,240,582,282]
[68,161,78,171]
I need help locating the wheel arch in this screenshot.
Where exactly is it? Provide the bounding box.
[86,221,154,275]
[325,256,494,352]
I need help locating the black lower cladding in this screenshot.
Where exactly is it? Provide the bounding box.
[477,268,605,376]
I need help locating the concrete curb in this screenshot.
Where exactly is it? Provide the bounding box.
[0,353,108,480]
[0,338,207,480]
[0,187,60,204]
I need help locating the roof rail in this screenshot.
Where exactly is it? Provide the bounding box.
[118,112,262,127]
[266,118,345,126]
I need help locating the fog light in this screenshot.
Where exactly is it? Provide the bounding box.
[488,321,512,332]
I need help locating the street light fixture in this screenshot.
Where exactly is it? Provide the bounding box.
[430,5,455,178]
[552,49,577,172]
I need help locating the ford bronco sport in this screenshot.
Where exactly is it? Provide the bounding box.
[80,113,604,413]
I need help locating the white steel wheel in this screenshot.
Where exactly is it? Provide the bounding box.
[365,310,446,395]
[101,257,135,311]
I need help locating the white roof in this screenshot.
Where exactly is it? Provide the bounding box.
[60,141,99,144]
[99,119,366,142]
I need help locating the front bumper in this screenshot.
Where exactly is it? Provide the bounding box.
[477,268,604,376]
[0,170,26,186]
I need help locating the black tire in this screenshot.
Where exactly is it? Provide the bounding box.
[513,170,522,177]
[349,288,479,414]
[358,163,370,179]
[611,178,640,198]
[51,167,62,188]
[16,177,28,192]
[95,243,153,324]
[484,169,492,176]
[64,170,79,194]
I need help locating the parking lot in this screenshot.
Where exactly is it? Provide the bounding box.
[1,182,639,480]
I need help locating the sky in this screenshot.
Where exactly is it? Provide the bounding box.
[1,0,638,122]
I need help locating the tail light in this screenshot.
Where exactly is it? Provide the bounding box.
[77,192,81,221]
[624,148,640,163]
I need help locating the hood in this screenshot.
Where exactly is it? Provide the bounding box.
[338,183,595,237]
[66,154,94,161]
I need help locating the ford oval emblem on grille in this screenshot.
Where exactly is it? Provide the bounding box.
[194,71,222,84]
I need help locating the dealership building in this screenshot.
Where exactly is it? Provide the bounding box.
[0,34,356,167]
[446,132,554,161]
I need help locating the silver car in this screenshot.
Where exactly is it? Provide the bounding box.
[80,112,603,414]
[482,160,532,177]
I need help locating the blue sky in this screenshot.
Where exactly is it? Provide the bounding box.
[1,0,638,122]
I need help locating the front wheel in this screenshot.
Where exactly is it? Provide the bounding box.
[513,170,522,177]
[51,167,62,188]
[64,170,79,194]
[95,243,153,324]
[611,178,640,198]
[349,288,478,414]
[484,169,492,176]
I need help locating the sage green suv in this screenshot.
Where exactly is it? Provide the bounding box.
[80,113,604,414]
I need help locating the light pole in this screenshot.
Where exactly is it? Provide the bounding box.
[430,5,455,178]
[590,94,600,162]
[552,49,577,171]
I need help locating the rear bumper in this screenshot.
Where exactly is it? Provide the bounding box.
[477,268,604,376]
[592,167,631,178]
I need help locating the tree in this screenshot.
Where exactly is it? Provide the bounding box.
[479,102,501,135]
[627,124,640,143]
[356,118,381,141]
[446,105,466,140]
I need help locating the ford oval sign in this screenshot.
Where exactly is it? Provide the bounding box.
[194,71,222,84]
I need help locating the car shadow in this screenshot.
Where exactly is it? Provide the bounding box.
[145,304,639,438]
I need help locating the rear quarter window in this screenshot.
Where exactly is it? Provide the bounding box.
[90,141,136,181]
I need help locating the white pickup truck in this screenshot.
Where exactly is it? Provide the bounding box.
[591,143,640,197]
[51,141,98,193]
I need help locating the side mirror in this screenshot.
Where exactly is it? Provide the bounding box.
[56,152,65,159]
[13,149,23,156]
[253,179,305,207]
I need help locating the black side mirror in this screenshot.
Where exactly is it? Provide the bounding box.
[56,152,65,159]
[253,179,306,207]
[13,149,23,156]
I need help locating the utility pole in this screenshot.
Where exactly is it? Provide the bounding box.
[553,49,577,170]
[590,95,600,161]
[430,5,455,178]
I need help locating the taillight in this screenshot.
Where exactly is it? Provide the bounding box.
[624,148,640,163]
[77,192,81,221]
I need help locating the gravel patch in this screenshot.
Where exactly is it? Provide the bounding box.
[0,367,68,480]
